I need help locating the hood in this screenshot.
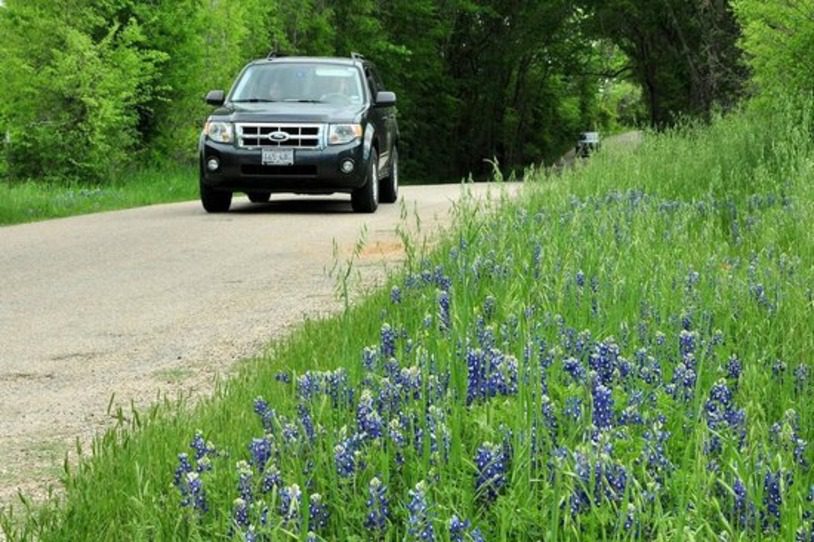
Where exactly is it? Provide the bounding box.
[210,102,366,124]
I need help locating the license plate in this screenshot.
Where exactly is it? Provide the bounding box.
[262,148,294,166]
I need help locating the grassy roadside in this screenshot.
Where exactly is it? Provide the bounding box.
[3,103,814,541]
[0,166,198,226]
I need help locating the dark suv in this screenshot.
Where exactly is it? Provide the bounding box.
[199,53,399,213]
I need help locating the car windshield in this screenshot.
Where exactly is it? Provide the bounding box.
[580,132,599,143]
[231,63,365,105]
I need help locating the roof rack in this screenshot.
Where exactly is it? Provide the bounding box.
[350,52,366,61]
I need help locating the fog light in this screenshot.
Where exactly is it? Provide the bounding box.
[206,158,220,172]
[340,159,355,174]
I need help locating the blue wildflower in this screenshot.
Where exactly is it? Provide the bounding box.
[357,389,384,439]
[763,470,782,532]
[182,471,207,513]
[279,484,302,528]
[726,354,742,382]
[275,371,291,384]
[391,286,402,304]
[449,515,471,542]
[576,270,585,288]
[438,290,451,332]
[233,498,250,529]
[483,295,497,320]
[261,465,282,493]
[309,493,329,532]
[407,481,435,542]
[474,441,508,503]
[381,323,397,358]
[365,477,389,533]
[237,461,253,503]
[591,381,614,432]
[298,404,316,442]
[563,357,586,384]
[248,438,272,472]
[254,397,276,431]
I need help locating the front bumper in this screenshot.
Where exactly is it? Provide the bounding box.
[200,139,367,194]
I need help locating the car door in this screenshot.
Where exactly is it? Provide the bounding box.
[364,64,394,176]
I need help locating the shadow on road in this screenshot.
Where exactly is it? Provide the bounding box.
[229,197,355,215]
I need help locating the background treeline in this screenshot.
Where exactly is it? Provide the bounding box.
[0,0,810,184]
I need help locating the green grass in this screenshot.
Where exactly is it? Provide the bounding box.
[2,102,814,541]
[0,165,198,226]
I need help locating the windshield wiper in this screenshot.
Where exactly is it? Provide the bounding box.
[283,99,325,104]
[232,98,278,103]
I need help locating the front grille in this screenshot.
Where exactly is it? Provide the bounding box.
[241,164,318,176]
[237,123,323,149]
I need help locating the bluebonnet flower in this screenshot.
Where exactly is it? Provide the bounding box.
[179,471,207,512]
[655,331,666,346]
[254,397,276,432]
[483,295,497,320]
[427,405,451,461]
[471,528,486,542]
[309,493,329,532]
[334,433,365,478]
[381,323,397,358]
[565,397,582,421]
[362,346,378,372]
[248,437,272,472]
[298,404,316,442]
[591,381,614,432]
[465,349,518,405]
[686,270,700,290]
[261,465,282,493]
[365,477,389,533]
[237,461,253,503]
[796,364,809,393]
[407,481,435,542]
[190,431,215,461]
[398,366,422,400]
[449,515,471,542]
[575,270,586,288]
[726,354,742,382]
[279,484,302,527]
[275,371,291,384]
[233,498,250,529]
[244,526,257,542]
[282,422,300,444]
[438,290,451,332]
[391,286,402,304]
[474,442,508,503]
[357,389,384,439]
[563,357,586,384]
[679,330,697,356]
[624,503,636,531]
[763,470,782,532]
[589,340,620,386]
[541,395,559,439]
[334,441,356,478]
[772,359,787,380]
[174,453,193,488]
[642,422,672,477]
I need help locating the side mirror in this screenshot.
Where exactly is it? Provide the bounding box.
[374,91,396,107]
[205,90,225,106]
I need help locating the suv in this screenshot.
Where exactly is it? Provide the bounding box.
[199,53,399,213]
[575,131,600,158]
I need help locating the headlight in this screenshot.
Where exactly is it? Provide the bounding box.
[205,121,234,144]
[328,124,363,145]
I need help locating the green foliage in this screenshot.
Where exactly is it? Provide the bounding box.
[4,103,813,541]
[582,0,747,127]
[0,0,637,184]
[734,0,814,103]
[0,1,165,182]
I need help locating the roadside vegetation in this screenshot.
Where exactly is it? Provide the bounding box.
[3,99,812,540]
[0,167,196,225]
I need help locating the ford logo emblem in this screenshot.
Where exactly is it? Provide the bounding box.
[268,131,290,142]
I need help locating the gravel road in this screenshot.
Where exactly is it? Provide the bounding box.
[0,182,515,505]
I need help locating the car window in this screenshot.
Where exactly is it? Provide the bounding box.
[231,63,365,105]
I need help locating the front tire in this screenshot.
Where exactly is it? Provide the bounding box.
[200,174,232,213]
[351,149,379,213]
[379,146,399,204]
